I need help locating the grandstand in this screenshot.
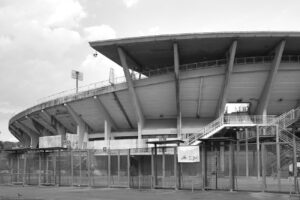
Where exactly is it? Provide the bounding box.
[3,31,300,192]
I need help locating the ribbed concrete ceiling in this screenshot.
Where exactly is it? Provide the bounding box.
[89,32,300,72]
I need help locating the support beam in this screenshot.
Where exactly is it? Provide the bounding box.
[32,115,58,135]
[256,40,286,115]
[41,110,72,133]
[112,92,134,129]
[118,47,144,129]
[64,104,89,149]
[93,96,118,130]
[14,121,39,148]
[29,117,52,136]
[196,78,204,118]
[173,43,182,137]
[9,126,27,146]
[216,40,237,117]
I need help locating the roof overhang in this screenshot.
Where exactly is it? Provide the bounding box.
[89,31,300,73]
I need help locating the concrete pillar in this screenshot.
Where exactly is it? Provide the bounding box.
[65,104,89,149]
[104,120,111,149]
[76,125,88,149]
[173,43,182,138]
[256,40,285,115]
[138,122,142,147]
[56,123,66,146]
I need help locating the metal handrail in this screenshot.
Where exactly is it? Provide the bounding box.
[187,115,277,145]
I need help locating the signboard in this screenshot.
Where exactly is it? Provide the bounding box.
[177,146,200,163]
[39,135,62,148]
[71,70,83,81]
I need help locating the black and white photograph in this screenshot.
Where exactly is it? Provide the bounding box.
[0,0,300,199]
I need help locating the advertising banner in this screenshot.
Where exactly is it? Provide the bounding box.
[177,146,200,163]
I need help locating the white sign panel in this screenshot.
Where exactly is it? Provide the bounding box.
[39,135,62,148]
[177,146,200,163]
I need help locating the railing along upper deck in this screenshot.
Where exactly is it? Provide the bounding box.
[37,55,300,104]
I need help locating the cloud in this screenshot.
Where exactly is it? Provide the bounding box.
[123,0,139,8]
[84,25,116,41]
[0,0,90,142]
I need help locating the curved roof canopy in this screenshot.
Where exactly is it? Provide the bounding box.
[89,31,300,73]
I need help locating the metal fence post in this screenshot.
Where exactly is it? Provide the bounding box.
[293,128,298,194]
[151,148,154,189]
[53,152,57,186]
[38,152,41,186]
[17,153,20,182]
[245,129,249,177]
[127,149,130,188]
[174,147,177,190]
[70,150,74,186]
[256,126,260,179]
[162,147,165,188]
[23,153,26,186]
[229,141,234,191]
[276,125,281,191]
[261,144,266,192]
[118,150,120,185]
[201,143,206,191]
[108,150,111,187]
[58,149,61,187]
[87,150,91,187]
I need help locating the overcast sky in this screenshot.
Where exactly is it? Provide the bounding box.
[1,0,300,141]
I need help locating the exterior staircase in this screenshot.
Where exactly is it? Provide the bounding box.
[264,106,300,172]
[186,115,274,145]
[186,106,300,146]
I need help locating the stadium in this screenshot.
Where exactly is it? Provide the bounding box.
[1,31,300,192]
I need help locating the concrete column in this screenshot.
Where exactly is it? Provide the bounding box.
[216,40,237,117]
[256,40,285,115]
[118,47,144,145]
[173,43,182,138]
[138,122,142,147]
[104,120,111,149]
[56,123,66,146]
[65,104,89,149]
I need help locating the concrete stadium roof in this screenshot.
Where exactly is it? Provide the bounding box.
[89,31,300,72]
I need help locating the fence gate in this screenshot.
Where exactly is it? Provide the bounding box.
[204,140,233,190]
[72,150,89,186]
[109,149,129,187]
[151,147,176,189]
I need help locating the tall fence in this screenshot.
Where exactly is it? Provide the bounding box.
[0,141,299,193]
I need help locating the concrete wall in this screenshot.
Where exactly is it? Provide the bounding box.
[88,139,148,150]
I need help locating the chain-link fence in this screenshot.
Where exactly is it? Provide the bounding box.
[0,141,299,193]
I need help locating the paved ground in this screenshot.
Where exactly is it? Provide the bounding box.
[0,186,290,200]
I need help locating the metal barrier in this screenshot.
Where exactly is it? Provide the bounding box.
[0,141,299,194]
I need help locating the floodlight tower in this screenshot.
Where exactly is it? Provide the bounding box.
[71,70,83,93]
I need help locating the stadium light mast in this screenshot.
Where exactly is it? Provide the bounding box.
[71,70,83,93]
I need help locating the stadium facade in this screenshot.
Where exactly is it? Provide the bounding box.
[3,31,300,192]
[8,31,300,149]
